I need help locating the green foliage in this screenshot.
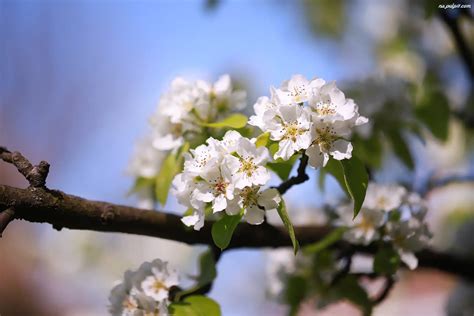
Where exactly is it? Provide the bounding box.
[373,246,401,275]
[333,276,373,316]
[352,133,383,168]
[155,143,189,205]
[303,228,347,254]
[196,249,217,287]
[415,90,450,141]
[324,157,369,218]
[201,113,248,129]
[255,132,270,147]
[285,275,308,316]
[170,295,221,316]
[277,199,299,254]
[267,154,299,181]
[128,176,155,194]
[387,129,415,169]
[211,212,243,250]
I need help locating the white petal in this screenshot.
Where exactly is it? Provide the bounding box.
[275,139,295,161]
[244,205,265,225]
[213,194,227,213]
[400,251,418,270]
[330,139,353,160]
[306,145,325,168]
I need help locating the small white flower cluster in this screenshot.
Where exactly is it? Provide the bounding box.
[128,75,246,182]
[249,74,367,167]
[337,183,431,269]
[109,259,179,316]
[151,75,246,151]
[172,130,281,230]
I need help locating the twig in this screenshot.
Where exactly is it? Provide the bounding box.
[372,276,395,305]
[0,147,50,188]
[439,11,474,80]
[275,153,309,194]
[0,208,15,237]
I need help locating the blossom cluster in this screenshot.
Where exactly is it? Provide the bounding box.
[128,75,246,186]
[337,183,432,269]
[249,74,367,167]
[109,259,179,316]
[172,130,281,230]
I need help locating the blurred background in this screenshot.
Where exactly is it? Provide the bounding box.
[1,0,473,315]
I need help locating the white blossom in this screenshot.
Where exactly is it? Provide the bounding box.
[363,183,407,212]
[109,259,179,316]
[250,74,368,165]
[306,119,354,168]
[269,105,313,160]
[172,131,277,230]
[337,205,385,245]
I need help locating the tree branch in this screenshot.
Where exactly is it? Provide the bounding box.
[275,153,310,194]
[439,10,474,80]
[1,184,474,280]
[0,147,50,188]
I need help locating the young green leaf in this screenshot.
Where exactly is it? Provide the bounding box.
[387,129,414,170]
[285,275,308,316]
[340,157,369,219]
[196,249,217,287]
[128,176,155,195]
[277,199,299,254]
[185,296,221,316]
[211,213,243,250]
[267,155,299,181]
[373,246,401,275]
[303,227,347,254]
[255,132,270,148]
[415,90,450,141]
[201,113,248,129]
[155,143,189,205]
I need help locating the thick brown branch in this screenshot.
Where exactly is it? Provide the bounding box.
[1,184,474,281]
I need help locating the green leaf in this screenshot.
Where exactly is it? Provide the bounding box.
[387,130,414,169]
[324,159,349,196]
[303,227,347,254]
[211,213,243,250]
[277,199,299,254]
[285,275,308,316]
[201,114,248,129]
[267,155,299,181]
[255,132,270,148]
[186,296,221,316]
[352,133,383,168]
[170,296,221,316]
[268,142,279,156]
[154,143,189,205]
[340,157,369,219]
[373,246,400,275]
[336,276,373,316]
[196,249,217,287]
[128,176,155,195]
[415,90,450,141]
[169,303,197,316]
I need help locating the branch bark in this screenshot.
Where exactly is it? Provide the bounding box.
[1,184,474,281]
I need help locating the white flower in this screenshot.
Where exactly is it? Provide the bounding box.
[248,95,279,131]
[269,105,312,160]
[226,136,271,189]
[128,135,166,179]
[183,143,220,175]
[274,74,325,105]
[109,259,179,316]
[309,81,367,124]
[192,164,235,213]
[337,205,386,245]
[196,74,247,114]
[305,120,353,168]
[140,260,179,302]
[363,183,407,212]
[228,187,281,225]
